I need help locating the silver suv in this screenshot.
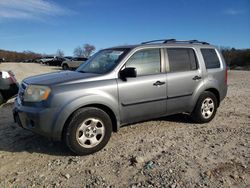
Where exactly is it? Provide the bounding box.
[13,39,228,155]
[61,57,88,70]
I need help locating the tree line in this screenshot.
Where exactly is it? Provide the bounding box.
[0,43,96,62]
[0,49,41,62]
[1,46,249,70]
[221,48,250,69]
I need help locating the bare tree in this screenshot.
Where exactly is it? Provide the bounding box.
[73,46,84,57]
[56,49,64,57]
[83,44,96,58]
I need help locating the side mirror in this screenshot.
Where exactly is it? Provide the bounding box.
[120,67,137,81]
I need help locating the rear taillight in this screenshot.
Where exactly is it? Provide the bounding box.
[225,67,228,85]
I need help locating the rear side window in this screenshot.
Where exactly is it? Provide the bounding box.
[77,58,88,61]
[201,49,220,69]
[126,48,161,76]
[167,48,198,72]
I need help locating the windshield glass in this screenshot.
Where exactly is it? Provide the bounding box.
[76,49,129,74]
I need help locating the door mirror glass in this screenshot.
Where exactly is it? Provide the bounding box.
[120,67,137,80]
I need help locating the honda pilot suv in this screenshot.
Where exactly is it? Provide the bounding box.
[13,39,228,155]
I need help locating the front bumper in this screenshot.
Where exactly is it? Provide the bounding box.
[13,99,60,140]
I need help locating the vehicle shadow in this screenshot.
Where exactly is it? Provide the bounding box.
[0,104,72,156]
[50,67,63,71]
[0,127,72,156]
[0,104,193,156]
[157,113,193,124]
[122,113,194,130]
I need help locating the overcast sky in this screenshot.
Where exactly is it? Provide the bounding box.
[0,0,249,55]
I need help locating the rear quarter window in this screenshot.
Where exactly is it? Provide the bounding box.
[201,49,221,69]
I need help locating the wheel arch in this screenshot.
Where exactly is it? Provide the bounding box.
[62,62,68,67]
[191,85,221,114]
[204,88,220,107]
[191,87,220,123]
[60,103,119,141]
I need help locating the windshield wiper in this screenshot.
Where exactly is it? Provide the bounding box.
[78,70,102,74]
[78,70,86,73]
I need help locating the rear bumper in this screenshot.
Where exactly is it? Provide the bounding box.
[13,99,61,140]
[220,84,228,102]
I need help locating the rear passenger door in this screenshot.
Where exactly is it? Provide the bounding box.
[165,48,202,114]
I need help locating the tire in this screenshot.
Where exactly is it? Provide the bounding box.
[0,92,4,105]
[62,64,69,70]
[191,91,218,123]
[63,107,112,155]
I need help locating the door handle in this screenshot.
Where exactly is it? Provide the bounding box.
[193,75,202,80]
[153,81,166,86]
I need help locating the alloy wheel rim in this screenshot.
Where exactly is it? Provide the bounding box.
[201,97,214,119]
[76,118,105,148]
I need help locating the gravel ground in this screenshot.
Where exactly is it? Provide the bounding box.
[0,63,249,188]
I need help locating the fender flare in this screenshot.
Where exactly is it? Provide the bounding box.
[51,94,119,140]
[190,80,220,113]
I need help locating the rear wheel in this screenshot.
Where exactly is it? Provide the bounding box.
[62,64,69,70]
[191,91,218,123]
[64,107,112,155]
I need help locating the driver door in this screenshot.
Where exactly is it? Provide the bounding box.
[117,48,167,124]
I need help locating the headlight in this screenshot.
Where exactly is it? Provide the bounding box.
[23,85,51,102]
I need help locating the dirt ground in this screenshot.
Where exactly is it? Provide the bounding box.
[0,63,249,188]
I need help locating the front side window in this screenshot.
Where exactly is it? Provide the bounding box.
[201,49,220,69]
[167,48,198,72]
[77,49,129,74]
[126,49,161,76]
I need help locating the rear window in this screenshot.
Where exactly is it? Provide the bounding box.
[167,48,198,72]
[201,49,220,69]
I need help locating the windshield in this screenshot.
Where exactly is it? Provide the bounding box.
[76,49,129,74]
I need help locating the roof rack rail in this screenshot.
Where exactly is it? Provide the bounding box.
[141,39,209,45]
[141,39,174,44]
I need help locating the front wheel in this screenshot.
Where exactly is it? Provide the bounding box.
[63,107,112,155]
[191,91,218,123]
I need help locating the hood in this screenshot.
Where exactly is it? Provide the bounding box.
[24,71,99,85]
